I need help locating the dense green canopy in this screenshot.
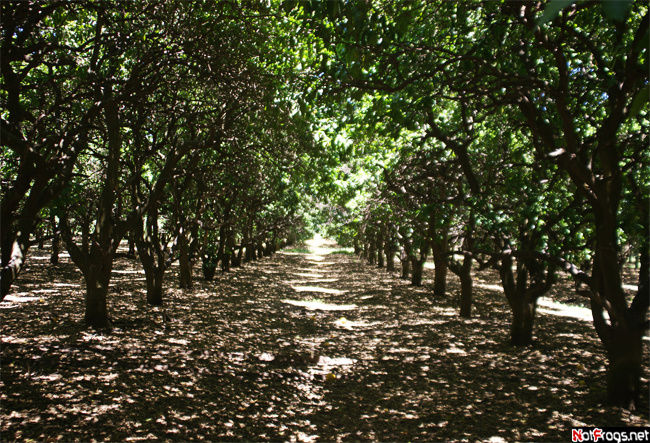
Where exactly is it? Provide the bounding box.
[1,0,647,411]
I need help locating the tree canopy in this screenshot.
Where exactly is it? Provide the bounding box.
[1,0,648,423]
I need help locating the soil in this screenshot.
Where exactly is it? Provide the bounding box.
[1,238,648,441]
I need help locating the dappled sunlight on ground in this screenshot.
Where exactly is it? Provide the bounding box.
[290,286,347,295]
[281,299,357,311]
[0,239,648,441]
[538,297,600,322]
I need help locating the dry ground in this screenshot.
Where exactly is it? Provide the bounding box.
[1,237,648,441]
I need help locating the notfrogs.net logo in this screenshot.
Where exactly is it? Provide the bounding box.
[571,427,650,443]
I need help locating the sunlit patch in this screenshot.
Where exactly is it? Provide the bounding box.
[317,355,355,366]
[32,289,57,294]
[258,352,275,362]
[112,269,145,275]
[537,297,604,322]
[30,256,51,260]
[475,283,504,292]
[623,284,638,292]
[430,306,458,317]
[333,316,377,330]
[81,332,115,342]
[1,336,29,344]
[282,299,357,311]
[285,279,339,285]
[306,254,325,261]
[291,285,347,295]
[3,294,40,303]
[292,272,325,278]
[296,267,331,273]
[445,345,467,355]
[53,283,77,287]
[307,261,335,265]
[33,373,62,381]
[556,333,582,339]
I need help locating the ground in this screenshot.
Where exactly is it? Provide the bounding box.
[1,237,648,441]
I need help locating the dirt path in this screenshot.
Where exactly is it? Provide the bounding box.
[1,239,648,441]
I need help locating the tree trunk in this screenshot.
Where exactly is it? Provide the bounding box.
[431,237,448,297]
[459,254,473,318]
[202,253,217,281]
[83,261,112,329]
[145,268,164,306]
[128,231,136,257]
[37,226,45,249]
[233,242,243,267]
[50,214,60,265]
[386,242,395,272]
[589,202,647,408]
[411,257,424,286]
[178,229,192,289]
[510,298,536,346]
[264,239,273,256]
[500,254,536,346]
[368,237,376,265]
[0,235,28,298]
[221,248,231,272]
[244,232,254,262]
[400,248,410,279]
[605,328,644,409]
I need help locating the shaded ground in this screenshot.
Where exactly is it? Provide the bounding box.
[1,238,648,441]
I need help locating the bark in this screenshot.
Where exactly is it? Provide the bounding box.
[233,241,243,267]
[263,238,273,256]
[244,229,254,263]
[451,212,475,318]
[0,235,28,298]
[500,252,555,347]
[376,228,385,268]
[367,234,376,265]
[178,228,192,289]
[510,298,537,346]
[385,239,395,272]
[37,226,45,249]
[400,243,411,279]
[605,328,643,408]
[410,257,424,286]
[127,232,136,257]
[431,240,448,297]
[75,93,122,329]
[83,263,112,329]
[458,255,473,318]
[50,214,59,265]
[221,229,234,272]
[588,200,648,408]
[202,260,216,281]
[137,242,165,306]
[144,266,164,306]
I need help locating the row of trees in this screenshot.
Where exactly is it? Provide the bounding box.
[1,1,315,327]
[302,0,648,409]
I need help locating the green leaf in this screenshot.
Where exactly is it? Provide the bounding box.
[282,0,297,13]
[628,85,649,119]
[600,0,632,22]
[537,0,575,25]
[396,11,412,35]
